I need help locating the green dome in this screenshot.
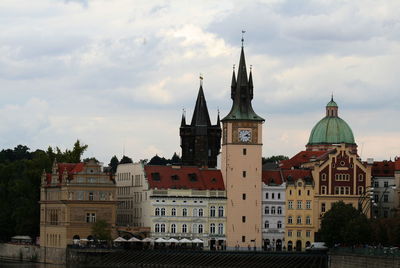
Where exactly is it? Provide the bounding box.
[308,116,355,145]
[326,99,338,107]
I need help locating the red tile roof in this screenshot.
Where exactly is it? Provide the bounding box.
[45,162,85,185]
[372,161,395,177]
[262,170,283,185]
[144,165,225,190]
[395,157,400,171]
[282,169,313,181]
[279,150,326,169]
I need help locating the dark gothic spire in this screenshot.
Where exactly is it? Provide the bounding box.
[191,85,211,126]
[249,66,253,100]
[181,109,186,126]
[231,65,237,100]
[217,109,220,126]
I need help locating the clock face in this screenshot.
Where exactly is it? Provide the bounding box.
[239,130,251,143]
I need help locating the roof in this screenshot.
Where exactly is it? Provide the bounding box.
[279,151,326,169]
[372,161,395,177]
[262,170,282,185]
[396,158,400,170]
[326,98,338,107]
[282,169,313,184]
[190,85,212,126]
[308,116,355,145]
[144,165,225,190]
[44,162,85,184]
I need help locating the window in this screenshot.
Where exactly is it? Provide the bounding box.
[243,171,246,178]
[271,207,276,214]
[265,206,269,214]
[288,216,293,224]
[160,224,165,233]
[345,187,350,195]
[218,206,224,217]
[242,216,246,223]
[321,186,326,195]
[374,181,379,188]
[335,187,339,195]
[306,216,311,225]
[198,208,204,217]
[297,201,302,209]
[278,193,281,199]
[182,224,187,233]
[288,201,293,209]
[277,221,282,229]
[265,193,269,199]
[210,223,216,234]
[359,174,364,181]
[306,201,311,209]
[265,220,269,228]
[298,190,301,196]
[307,190,310,196]
[358,186,364,195]
[277,206,282,215]
[86,213,96,223]
[155,223,160,232]
[297,216,302,224]
[155,208,160,216]
[321,203,326,213]
[374,194,379,203]
[218,223,224,235]
[288,231,292,237]
[210,206,216,217]
[242,193,246,200]
[192,224,198,233]
[384,181,389,187]
[384,194,389,203]
[243,148,247,155]
[272,193,275,199]
[289,190,292,195]
[193,208,198,217]
[198,224,203,234]
[99,192,106,200]
[161,208,166,216]
[297,231,301,237]
[321,173,326,181]
[183,208,188,217]
[171,208,176,216]
[306,231,311,237]
[242,236,246,242]
[171,224,176,233]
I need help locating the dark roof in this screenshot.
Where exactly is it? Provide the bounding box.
[279,150,326,169]
[190,85,211,126]
[262,162,279,170]
[372,161,395,177]
[144,165,225,190]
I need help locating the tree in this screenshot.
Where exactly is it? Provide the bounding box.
[108,155,119,174]
[319,201,371,247]
[119,155,133,164]
[262,155,289,165]
[170,152,181,165]
[91,220,111,241]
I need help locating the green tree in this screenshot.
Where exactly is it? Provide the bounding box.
[119,155,133,164]
[108,155,119,174]
[319,201,371,247]
[262,155,289,164]
[91,220,112,241]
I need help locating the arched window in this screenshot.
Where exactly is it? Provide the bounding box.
[193,208,198,217]
[210,223,216,234]
[277,221,282,229]
[297,216,302,224]
[321,186,327,195]
[171,224,176,233]
[306,216,311,225]
[155,208,160,216]
[182,224,187,233]
[271,207,276,214]
[210,206,216,217]
[171,208,176,216]
[198,208,204,217]
[277,206,282,215]
[218,223,224,235]
[183,208,187,217]
[161,208,166,216]
[321,173,326,181]
[358,186,364,195]
[288,216,293,224]
[218,206,224,217]
[265,220,269,228]
[265,206,269,214]
[160,223,165,233]
[155,223,160,233]
[192,224,198,233]
[198,224,203,234]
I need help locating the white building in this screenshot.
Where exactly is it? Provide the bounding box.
[262,169,285,251]
[372,161,397,218]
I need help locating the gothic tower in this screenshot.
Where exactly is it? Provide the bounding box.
[180,83,221,168]
[221,43,265,250]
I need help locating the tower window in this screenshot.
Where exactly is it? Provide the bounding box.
[242,236,246,242]
[242,216,246,223]
[243,148,247,155]
[242,193,246,200]
[242,171,246,178]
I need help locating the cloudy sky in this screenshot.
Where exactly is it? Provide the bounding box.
[0,0,399,164]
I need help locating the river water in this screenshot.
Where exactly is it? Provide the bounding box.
[0,260,65,267]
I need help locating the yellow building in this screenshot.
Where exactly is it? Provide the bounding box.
[40,159,117,248]
[284,170,315,251]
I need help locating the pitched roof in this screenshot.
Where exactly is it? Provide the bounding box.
[396,158,400,171]
[144,165,224,190]
[372,161,395,177]
[282,169,313,184]
[279,150,326,169]
[190,85,211,126]
[44,162,85,184]
[262,170,282,185]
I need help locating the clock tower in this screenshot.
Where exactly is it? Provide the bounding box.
[221,43,265,250]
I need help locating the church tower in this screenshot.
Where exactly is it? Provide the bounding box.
[221,42,265,250]
[180,82,221,168]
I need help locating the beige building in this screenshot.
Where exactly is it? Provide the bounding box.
[221,45,265,250]
[284,170,315,251]
[40,159,117,248]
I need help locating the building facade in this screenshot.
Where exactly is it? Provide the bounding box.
[372,160,397,218]
[143,165,226,249]
[40,159,117,248]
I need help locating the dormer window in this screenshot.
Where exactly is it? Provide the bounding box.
[152,172,161,181]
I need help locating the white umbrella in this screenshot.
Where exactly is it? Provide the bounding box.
[192,238,204,243]
[167,238,179,243]
[128,237,141,242]
[141,237,154,242]
[155,238,168,243]
[114,237,127,242]
[179,238,192,243]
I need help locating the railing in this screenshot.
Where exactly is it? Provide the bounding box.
[331,246,400,257]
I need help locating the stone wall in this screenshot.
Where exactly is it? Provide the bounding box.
[0,243,66,264]
[329,253,400,268]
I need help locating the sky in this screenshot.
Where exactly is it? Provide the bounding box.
[0,0,399,164]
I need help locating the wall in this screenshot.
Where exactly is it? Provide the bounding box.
[329,253,400,268]
[0,243,66,264]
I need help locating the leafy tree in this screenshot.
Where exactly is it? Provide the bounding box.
[319,201,371,247]
[83,157,99,163]
[262,155,289,165]
[170,152,181,165]
[108,155,119,174]
[371,217,400,246]
[119,155,133,164]
[91,220,111,241]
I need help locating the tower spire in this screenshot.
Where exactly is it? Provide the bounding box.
[191,83,211,126]
[181,108,186,126]
[231,64,237,100]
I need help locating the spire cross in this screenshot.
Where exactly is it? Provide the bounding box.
[241,30,246,47]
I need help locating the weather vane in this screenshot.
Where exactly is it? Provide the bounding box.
[241,30,246,46]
